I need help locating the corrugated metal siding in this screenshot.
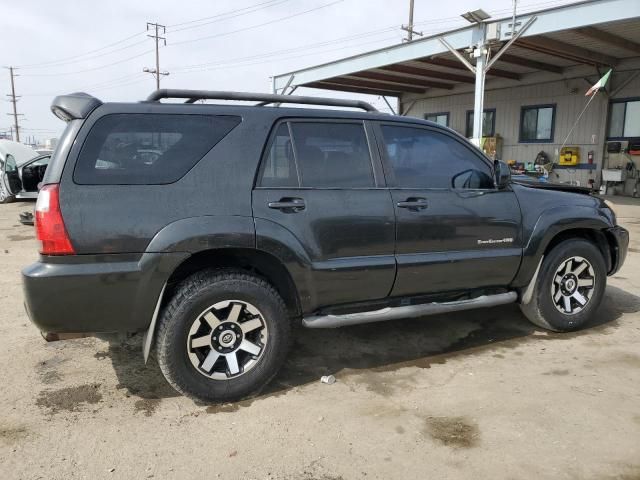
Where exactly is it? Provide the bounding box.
[404,71,640,186]
[612,70,640,98]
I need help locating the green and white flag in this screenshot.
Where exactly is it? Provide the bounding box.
[585,69,612,96]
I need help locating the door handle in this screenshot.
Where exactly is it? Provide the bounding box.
[396,197,428,210]
[268,197,306,212]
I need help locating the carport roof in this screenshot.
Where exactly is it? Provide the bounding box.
[273,0,640,97]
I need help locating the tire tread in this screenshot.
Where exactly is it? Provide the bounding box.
[155,268,289,402]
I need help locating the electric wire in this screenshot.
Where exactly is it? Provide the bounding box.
[17,30,147,69]
[167,0,294,32]
[169,0,345,47]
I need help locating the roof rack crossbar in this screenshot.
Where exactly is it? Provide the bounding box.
[146,89,379,112]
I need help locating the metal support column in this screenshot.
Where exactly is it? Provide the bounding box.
[439,13,536,148]
[472,24,487,146]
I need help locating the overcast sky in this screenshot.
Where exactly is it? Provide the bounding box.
[1,0,582,142]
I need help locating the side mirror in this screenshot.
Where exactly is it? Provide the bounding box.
[494,160,511,189]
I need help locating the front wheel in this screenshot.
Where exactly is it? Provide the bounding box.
[155,270,291,403]
[520,239,606,332]
[0,182,14,204]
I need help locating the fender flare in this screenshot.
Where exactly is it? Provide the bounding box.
[142,215,315,361]
[142,215,256,361]
[512,205,612,287]
[145,215,255,253]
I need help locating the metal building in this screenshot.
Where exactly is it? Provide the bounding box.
[272,0,640,195]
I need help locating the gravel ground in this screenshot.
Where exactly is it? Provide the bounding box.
[0,197,639,480]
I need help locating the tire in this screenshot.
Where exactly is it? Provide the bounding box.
[520,238,606,332]
[0,183,14,204]
[155,269,291,403]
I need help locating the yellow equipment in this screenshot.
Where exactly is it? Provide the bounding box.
[559,146,580,166]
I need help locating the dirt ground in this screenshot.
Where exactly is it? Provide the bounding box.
[0,197,639,480]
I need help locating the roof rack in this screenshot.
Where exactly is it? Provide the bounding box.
[145,89,379,112]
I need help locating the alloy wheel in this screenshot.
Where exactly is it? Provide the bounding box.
[187,300,268,380]
[550,256,596,315]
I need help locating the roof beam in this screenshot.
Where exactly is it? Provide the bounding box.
[306,81,401,98]
[320,77,426,94]
[516,37,618,66]
[380,64,474,84]
[496,53,563,74]
[574,26,640,55]
[350,71,453,90]
[276,0,640,91]
[417,57,521,80]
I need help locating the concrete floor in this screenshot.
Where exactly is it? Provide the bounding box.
[0,196,638,480]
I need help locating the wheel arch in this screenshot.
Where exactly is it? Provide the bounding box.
[164,247,302,319]
[143,247,302,363]
[542,228,613,273]
[513,205,614,288]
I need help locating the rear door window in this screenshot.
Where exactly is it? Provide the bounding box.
[74,113,241,185]
[290,122,375,188]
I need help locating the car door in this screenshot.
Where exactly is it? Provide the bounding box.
[20,155,50,192]
[374,122,523,297]
[252,119,396,311]
[3,154,22,195]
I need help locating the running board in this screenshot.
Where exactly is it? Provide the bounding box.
[302,292,518,329]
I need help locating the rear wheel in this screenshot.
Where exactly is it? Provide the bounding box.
[155,270,291,403]
[520,239,606,332]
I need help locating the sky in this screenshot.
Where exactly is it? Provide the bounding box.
[0,0,584,143]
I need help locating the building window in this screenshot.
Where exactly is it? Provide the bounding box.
[465,109,496,138]
[519,105,555,143]
[608,98,640,139]
[424,112,449,127]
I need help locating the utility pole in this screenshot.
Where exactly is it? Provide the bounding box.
[401,0,423,42]
[5,66,22,142]
[144,22,169,89]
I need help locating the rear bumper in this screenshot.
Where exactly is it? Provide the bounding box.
[606,225,629,275]
[22,252,188,335]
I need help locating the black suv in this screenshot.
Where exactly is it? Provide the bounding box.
[22,89,629,402]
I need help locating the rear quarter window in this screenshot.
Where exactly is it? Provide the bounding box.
[73,113,241,185]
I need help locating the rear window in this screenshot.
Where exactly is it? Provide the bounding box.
[73,113,241,185]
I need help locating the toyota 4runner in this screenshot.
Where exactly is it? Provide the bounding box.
[22,89,629,402]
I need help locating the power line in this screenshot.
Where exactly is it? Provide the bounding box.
[167,0,293,32]
[170,31,405,73]
[17,30,147,69]
[16,0,296,71]
[21,73,148,97]
[169,27,401,71]
[170,0,345,47]
[20,49,153,77]
[18,39,149,71]
[171,34,401,75]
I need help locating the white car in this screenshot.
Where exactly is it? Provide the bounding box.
[0,140,49,203]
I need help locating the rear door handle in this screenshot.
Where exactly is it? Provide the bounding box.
[396,197,428,210]
[268,197,306,212]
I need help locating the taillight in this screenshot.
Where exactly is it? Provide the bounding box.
[35,184,75,255]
